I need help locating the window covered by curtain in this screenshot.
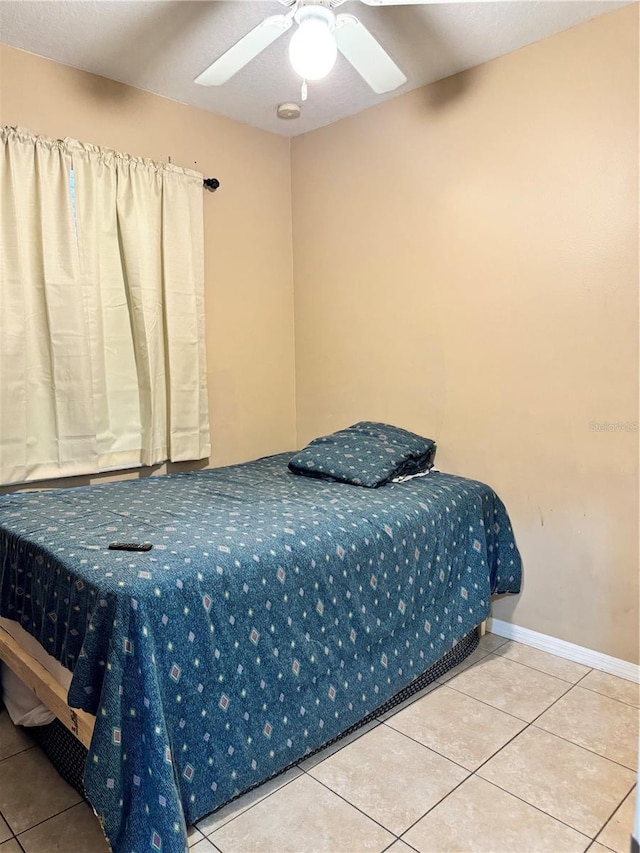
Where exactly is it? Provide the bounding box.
[0,126,210,485]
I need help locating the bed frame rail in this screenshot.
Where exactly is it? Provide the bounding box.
[0,624,95,749]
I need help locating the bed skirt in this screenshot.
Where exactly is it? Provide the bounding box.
[26,628,479,806]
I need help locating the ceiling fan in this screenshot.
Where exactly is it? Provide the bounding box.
[195,0,423,95]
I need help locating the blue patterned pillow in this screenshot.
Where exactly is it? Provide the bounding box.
[288,422,437,488]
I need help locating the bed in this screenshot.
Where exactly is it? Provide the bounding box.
[0,449,521,853]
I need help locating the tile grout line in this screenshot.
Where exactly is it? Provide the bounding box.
[416,676,534,723]
[0,805,14,841]
[396,773,472,842]
[571,683,640,711]
[199,770,303,838]
[478,635,510,652]
[300,765,401,841]
[475,649,587,687]
[379,718,475,775]
[0,739,83,841]
[529,722,638,774]
[489,640,639,706]
[570,666,640,710]
[380,838,404,853]
[297,719,381,772]
[580,688,640,710]
[491,649,593,684]
[11,800,86,842]
[471,770,595,843]
[524,669,599,728]
[592,783,636,848]
[0,743,37,766]
[442,666,576,725]
[3,835,27,853]
[574,669,599,687]
[395,840,420,853]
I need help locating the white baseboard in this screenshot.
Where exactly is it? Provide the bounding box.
[487,618,639,684]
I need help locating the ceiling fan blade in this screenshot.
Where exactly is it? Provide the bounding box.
[335,14,406,94]
[195,15,292,86]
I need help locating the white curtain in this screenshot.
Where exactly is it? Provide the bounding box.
[0,127,210,485]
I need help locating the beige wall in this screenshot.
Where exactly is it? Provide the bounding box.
[291,7,639,663]
[0,43,296,484]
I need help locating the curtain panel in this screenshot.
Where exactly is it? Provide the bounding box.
[0,126,210,486]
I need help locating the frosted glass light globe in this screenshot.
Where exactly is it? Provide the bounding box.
[289,16,337,81]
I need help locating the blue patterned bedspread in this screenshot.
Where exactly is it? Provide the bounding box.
[0,454,521,853]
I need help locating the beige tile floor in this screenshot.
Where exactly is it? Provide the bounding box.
[0,633,637,853]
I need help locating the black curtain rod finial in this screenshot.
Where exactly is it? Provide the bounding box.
[203,178,220,192]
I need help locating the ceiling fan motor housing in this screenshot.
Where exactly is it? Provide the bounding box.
[294,2,337,30]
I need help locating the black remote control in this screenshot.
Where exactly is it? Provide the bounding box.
[108,542,153,552]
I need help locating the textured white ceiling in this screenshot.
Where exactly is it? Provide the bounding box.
[0,1,632,136]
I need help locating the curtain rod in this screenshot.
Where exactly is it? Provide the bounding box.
[166,156,218,192]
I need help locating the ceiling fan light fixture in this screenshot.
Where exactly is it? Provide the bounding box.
[289,6,337,81]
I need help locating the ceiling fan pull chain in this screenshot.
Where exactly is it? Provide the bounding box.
[301,79,308,101]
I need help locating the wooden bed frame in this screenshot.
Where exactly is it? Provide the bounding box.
[0,622,94,748]
[0,618,488,752]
